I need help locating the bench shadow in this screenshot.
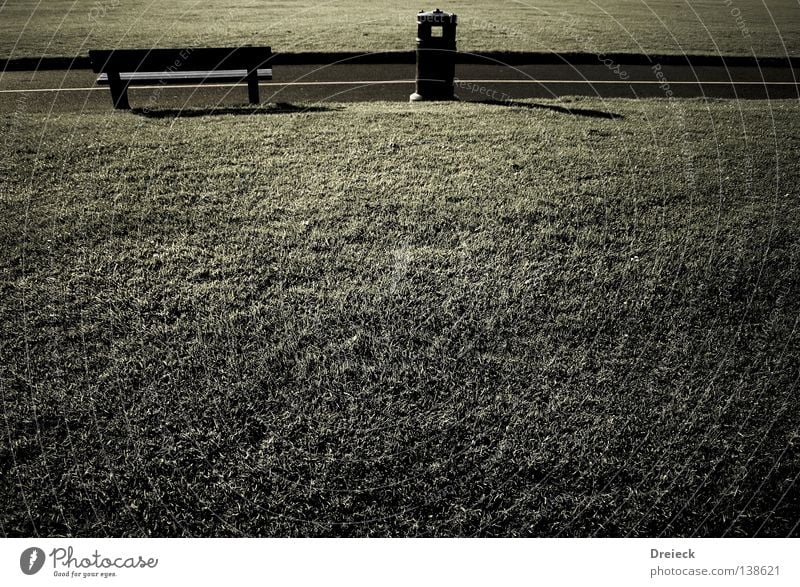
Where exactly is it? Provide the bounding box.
[132,102,339,118]
[475,99,623,120]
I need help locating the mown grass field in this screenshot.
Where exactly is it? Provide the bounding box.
[1,0,799,59]
[1,98,798,536]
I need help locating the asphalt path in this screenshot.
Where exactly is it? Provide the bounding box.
[1,62,798,113]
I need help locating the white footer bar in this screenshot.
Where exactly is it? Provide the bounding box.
[1,538,797,586]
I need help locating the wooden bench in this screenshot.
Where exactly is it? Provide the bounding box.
[88,47,273,110]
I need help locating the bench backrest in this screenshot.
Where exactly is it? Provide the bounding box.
[89,47,273,74]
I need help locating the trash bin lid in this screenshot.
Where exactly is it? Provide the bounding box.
[417,8,457,24]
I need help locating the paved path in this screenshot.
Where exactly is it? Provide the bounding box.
[1,62,798,112]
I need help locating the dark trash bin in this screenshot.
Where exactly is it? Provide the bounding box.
[410,9,458,101]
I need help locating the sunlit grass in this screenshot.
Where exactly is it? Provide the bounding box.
[1,98,798,536]
[1,0,798,59]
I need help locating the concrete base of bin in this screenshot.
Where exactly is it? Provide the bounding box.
[409,91,458,102]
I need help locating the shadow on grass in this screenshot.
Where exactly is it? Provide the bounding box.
[132,102,339,118]
[476,99,623,120]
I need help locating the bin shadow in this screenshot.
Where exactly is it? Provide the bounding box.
[475,99,623,120]
[132,102,339,118]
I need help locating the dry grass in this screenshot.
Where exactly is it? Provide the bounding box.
[1,0,799,59]
[1,98,799,536]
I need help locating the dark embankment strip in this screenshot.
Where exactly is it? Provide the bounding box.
[3,52,799,71]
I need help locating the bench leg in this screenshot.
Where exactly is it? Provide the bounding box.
[246,71,260,105]
[107,70,130,110]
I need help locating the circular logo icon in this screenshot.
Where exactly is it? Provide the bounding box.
[20,547,45,575]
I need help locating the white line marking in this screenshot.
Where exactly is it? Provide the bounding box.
[1,79,799,94]
[463,79,800,85]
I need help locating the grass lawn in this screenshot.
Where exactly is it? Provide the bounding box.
[1,0,800,59]
[1,98,799,537]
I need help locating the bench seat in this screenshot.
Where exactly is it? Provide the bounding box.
[89,47,273,109]
[96,68,273,85]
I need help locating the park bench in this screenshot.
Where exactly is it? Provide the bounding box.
[88,47,273,110]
